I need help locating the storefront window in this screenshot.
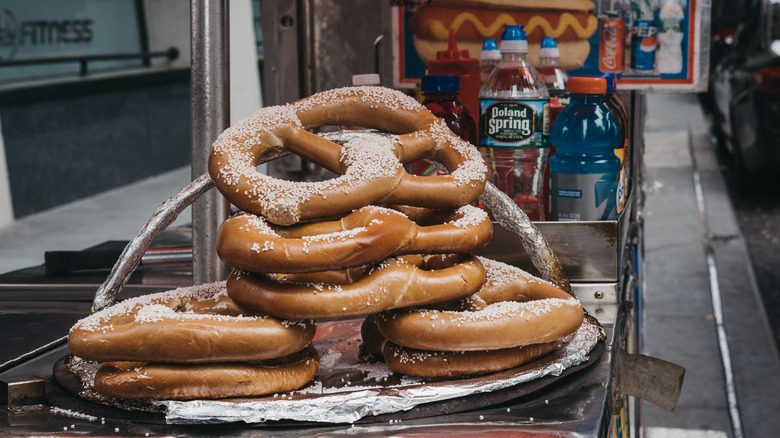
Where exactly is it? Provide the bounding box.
[0,0,145,83]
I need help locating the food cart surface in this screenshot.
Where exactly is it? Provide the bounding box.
[2,93,780,437]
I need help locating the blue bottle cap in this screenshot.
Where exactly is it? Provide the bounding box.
[602,73,617,93]
[421,74,460,92]
[502,25,526,41]
[500,25,528,53]
[539,36,560,59]
[482,39,499,51]
[481,38,501,61]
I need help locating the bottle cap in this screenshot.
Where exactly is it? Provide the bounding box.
[499,25,528,53]
[421,75,460,93]
[580,72,617,92]
[434,28,472,62]
[480,39,501,61]
[428,28,480,75]
[567,76,607,94]
[539,37,560,59]
[352,73,381,86]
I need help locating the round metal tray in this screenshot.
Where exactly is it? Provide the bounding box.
[53,317,602,425]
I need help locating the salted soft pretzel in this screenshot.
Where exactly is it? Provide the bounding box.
[361,315,558,378]
[68,282,315,364]
[217,204,492,274]
[94,346,319,401]
[208,86,487,226]
[374,257,584,352]
[226,254,486,320]
[359,257,583,377]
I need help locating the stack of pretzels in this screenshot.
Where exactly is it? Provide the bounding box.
[68,86,584,401]
[68,282,318,400]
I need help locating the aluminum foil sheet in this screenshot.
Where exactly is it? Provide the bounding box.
[478,183,570,292]
[63,316,600,424]
[90,173,214,313]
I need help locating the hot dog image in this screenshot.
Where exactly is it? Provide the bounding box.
[408,0,598,69]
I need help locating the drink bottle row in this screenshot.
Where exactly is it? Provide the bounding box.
[412,25,630,222]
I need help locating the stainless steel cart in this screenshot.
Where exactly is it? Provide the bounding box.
[1,1,699,435]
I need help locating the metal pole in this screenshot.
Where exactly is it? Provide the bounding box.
[190,0,229,284]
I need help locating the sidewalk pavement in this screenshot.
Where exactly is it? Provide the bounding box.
[0,166,192,274]
[641,93,780,438]
[0,93,779,438]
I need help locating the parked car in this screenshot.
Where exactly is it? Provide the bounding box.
[711,0,780,191]
[709,0,751,70]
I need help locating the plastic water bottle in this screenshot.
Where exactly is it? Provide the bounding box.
[536,36,569,126]
[412,75,477,176]
[582,72,632,216]
[479,25,551,221]
[549,76,621,221]
[537,37,568,101]
[479,39,500,83]
[582,72,629,148]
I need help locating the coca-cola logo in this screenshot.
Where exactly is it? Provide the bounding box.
[601,25,620,70]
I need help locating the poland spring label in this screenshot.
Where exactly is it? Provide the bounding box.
[480,98,550,148]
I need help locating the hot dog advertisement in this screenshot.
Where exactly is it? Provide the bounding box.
[392,0,706,91]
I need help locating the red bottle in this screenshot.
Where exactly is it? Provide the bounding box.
[426,28,481,123]
[412,75,477,176]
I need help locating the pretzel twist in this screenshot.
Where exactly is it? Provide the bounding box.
[68,282,315,364]
[93,346,319,400]
[217,205,492,274]
[208,86,487,226]
[361,315,558,378]
[359,258,583,377]
[374,257,584,352]
[226,254,486,321]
